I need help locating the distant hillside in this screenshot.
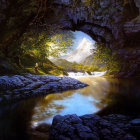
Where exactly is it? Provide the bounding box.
[51,57,104,72]
[51,58,76,71]
[81,55,94,65]
[81,55,105,67]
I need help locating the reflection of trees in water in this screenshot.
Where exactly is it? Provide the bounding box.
[32,77,114,122]
[32,93,73,123]
[31,77,140,127]
[0,98,38,140]
[32,101,64,122]
[97,78,140,116]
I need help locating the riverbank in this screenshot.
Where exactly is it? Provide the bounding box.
[29,114,140,140]
[0,73,88,104]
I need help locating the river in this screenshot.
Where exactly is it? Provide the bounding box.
[31,71,107,126]
[0,73,140,139]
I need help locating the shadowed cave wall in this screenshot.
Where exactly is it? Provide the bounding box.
[0,0,140,77]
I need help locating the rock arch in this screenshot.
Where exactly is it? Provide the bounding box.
[0,0,140,77]
[44,0,140,77]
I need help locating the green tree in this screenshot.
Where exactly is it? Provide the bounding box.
[20,29,74,67]
[93,43,121,74]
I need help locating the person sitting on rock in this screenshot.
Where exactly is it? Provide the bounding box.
[34,63,39,73]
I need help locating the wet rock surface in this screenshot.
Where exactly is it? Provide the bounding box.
[48,114,140,140]
[0,73,88,103]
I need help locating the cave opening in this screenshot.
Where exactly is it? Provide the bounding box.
[13,27,120,77]
[49,30,102,76]
[0,0,140,140]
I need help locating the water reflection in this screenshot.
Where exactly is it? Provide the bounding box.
[0,99,37,140]
[97,78,140,116]
[31,77,112,126]
[32,92,99,125]
[0,76,140,140]
[31,77,140,126]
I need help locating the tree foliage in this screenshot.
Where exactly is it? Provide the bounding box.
[19,28,74,68]
[93,43,121,74]
[21,30,73,55]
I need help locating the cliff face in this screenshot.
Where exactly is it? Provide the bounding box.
[0,0,140,77]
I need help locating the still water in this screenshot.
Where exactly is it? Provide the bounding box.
[31,76,108,126]
[0,75,140,139]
